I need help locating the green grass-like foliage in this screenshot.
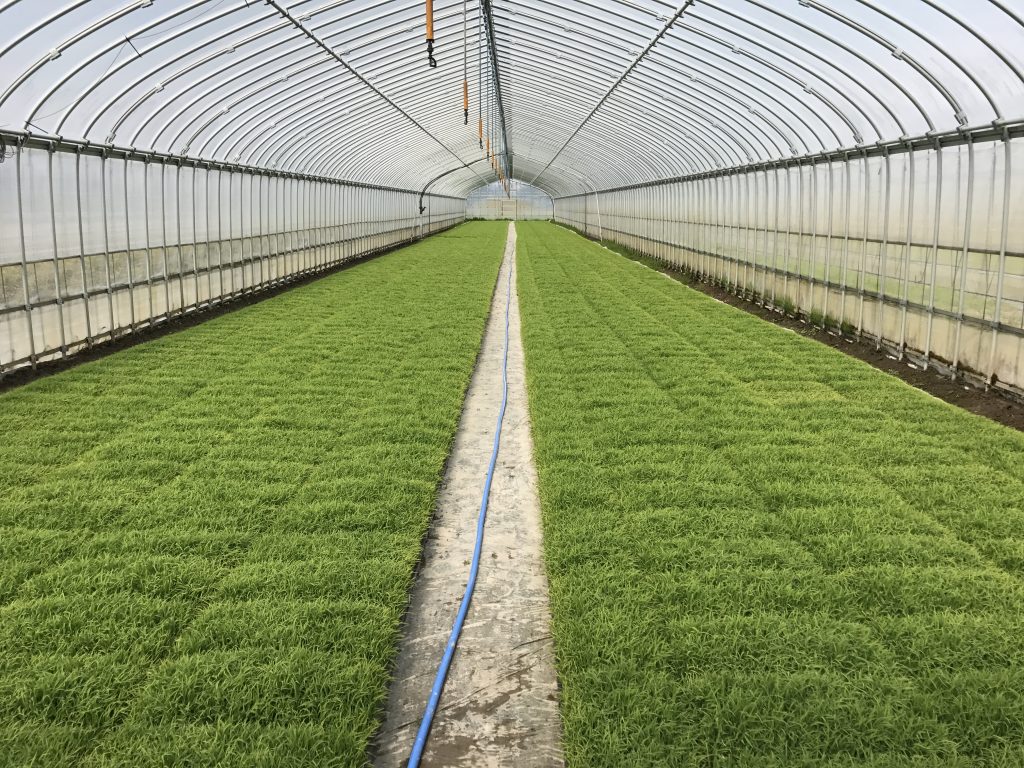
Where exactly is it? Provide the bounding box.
[516,221,1024,767]
[0,222,507,767]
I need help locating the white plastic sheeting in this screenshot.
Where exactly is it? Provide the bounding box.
[2,1,1024,385]
[0,143,463,369]
[556,134,1024,394]
[467,180,551,219]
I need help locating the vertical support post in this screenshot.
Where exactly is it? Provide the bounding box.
[74,148,94,345]
[221,167,231,298]
[951,135,976,378]
[121,155,136,329]
[875,147,892,350]
[822,158,835,327]
[48,146,68,356]
[771,165,781,306]
[856,150,870,336]
[141,158,155,322]
[784,163,798,304]
[986,130,1012,386]
[807,162,817,315]
[200,165,212,306]
[174,161,186,311]
[898,144,916,357]
[252,172,262,290]
[839,152,852,328]
[160,162,172,317]
[100,152,117,335]
[14,142,38,368]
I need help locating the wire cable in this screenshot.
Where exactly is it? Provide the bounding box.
[406,235,514,768]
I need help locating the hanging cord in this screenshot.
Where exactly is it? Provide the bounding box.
[406,233,514,768]
[462,0,469,124]
[425,0,437,68]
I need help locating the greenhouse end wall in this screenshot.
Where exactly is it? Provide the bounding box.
[555,131,1024,398]
[0,139,465,374]
[466,181,553,220]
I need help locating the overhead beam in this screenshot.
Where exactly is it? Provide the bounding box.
[529,0,695,186]
[481,0,512,181]
[265,0,487,185]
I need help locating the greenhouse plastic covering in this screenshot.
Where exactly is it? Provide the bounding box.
[1,0,1024,391]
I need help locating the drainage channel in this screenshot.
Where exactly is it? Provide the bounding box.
[373,223,563,768]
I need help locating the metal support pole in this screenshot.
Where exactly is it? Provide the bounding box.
[875,148,893,349]
[822,159,834,327]
[48,147,68,355]
[160,162,171,317]
[141,158,155,321]
[100,152,117,335]
[201,165,213,306]
[771,165,781,305]
[121,155,136,328]
[898,144,916,357]
[174,162,186,311]
[839,153,852,326]
[14,144,38,368]
[74,149,94,345]
[987,130,1012,385]
[951,135,976,377]
[856,150,870,335]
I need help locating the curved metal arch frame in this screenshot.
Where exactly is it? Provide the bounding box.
[494,62,732,172]
[0,0,1023,198]
[495,32,797,178]
[694,1,901,138]
[55,2,282,137]
[6,0,491,192]
[230,8,490,179]
[500,45,781,167]
[663,18,862,147]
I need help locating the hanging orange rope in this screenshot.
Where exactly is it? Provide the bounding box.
[425,0,436,68]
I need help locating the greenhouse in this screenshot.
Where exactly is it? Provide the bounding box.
[1,0,1024,766]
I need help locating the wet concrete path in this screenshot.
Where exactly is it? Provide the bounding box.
[373,223,563,768]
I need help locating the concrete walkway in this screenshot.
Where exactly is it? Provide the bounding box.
[373,223,563,768]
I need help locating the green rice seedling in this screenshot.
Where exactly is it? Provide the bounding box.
[776,295,797,316]
[0,221,508,766]
[516,221,1024,767]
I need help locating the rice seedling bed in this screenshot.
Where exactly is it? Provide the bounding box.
[516,221,1024,767]
[0,221,507,767]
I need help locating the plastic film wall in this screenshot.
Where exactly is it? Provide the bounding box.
[467,180,553,219]
[0,140,464,372]
[555,131,1024,395]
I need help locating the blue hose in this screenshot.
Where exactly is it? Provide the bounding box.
[407,248,514,767]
